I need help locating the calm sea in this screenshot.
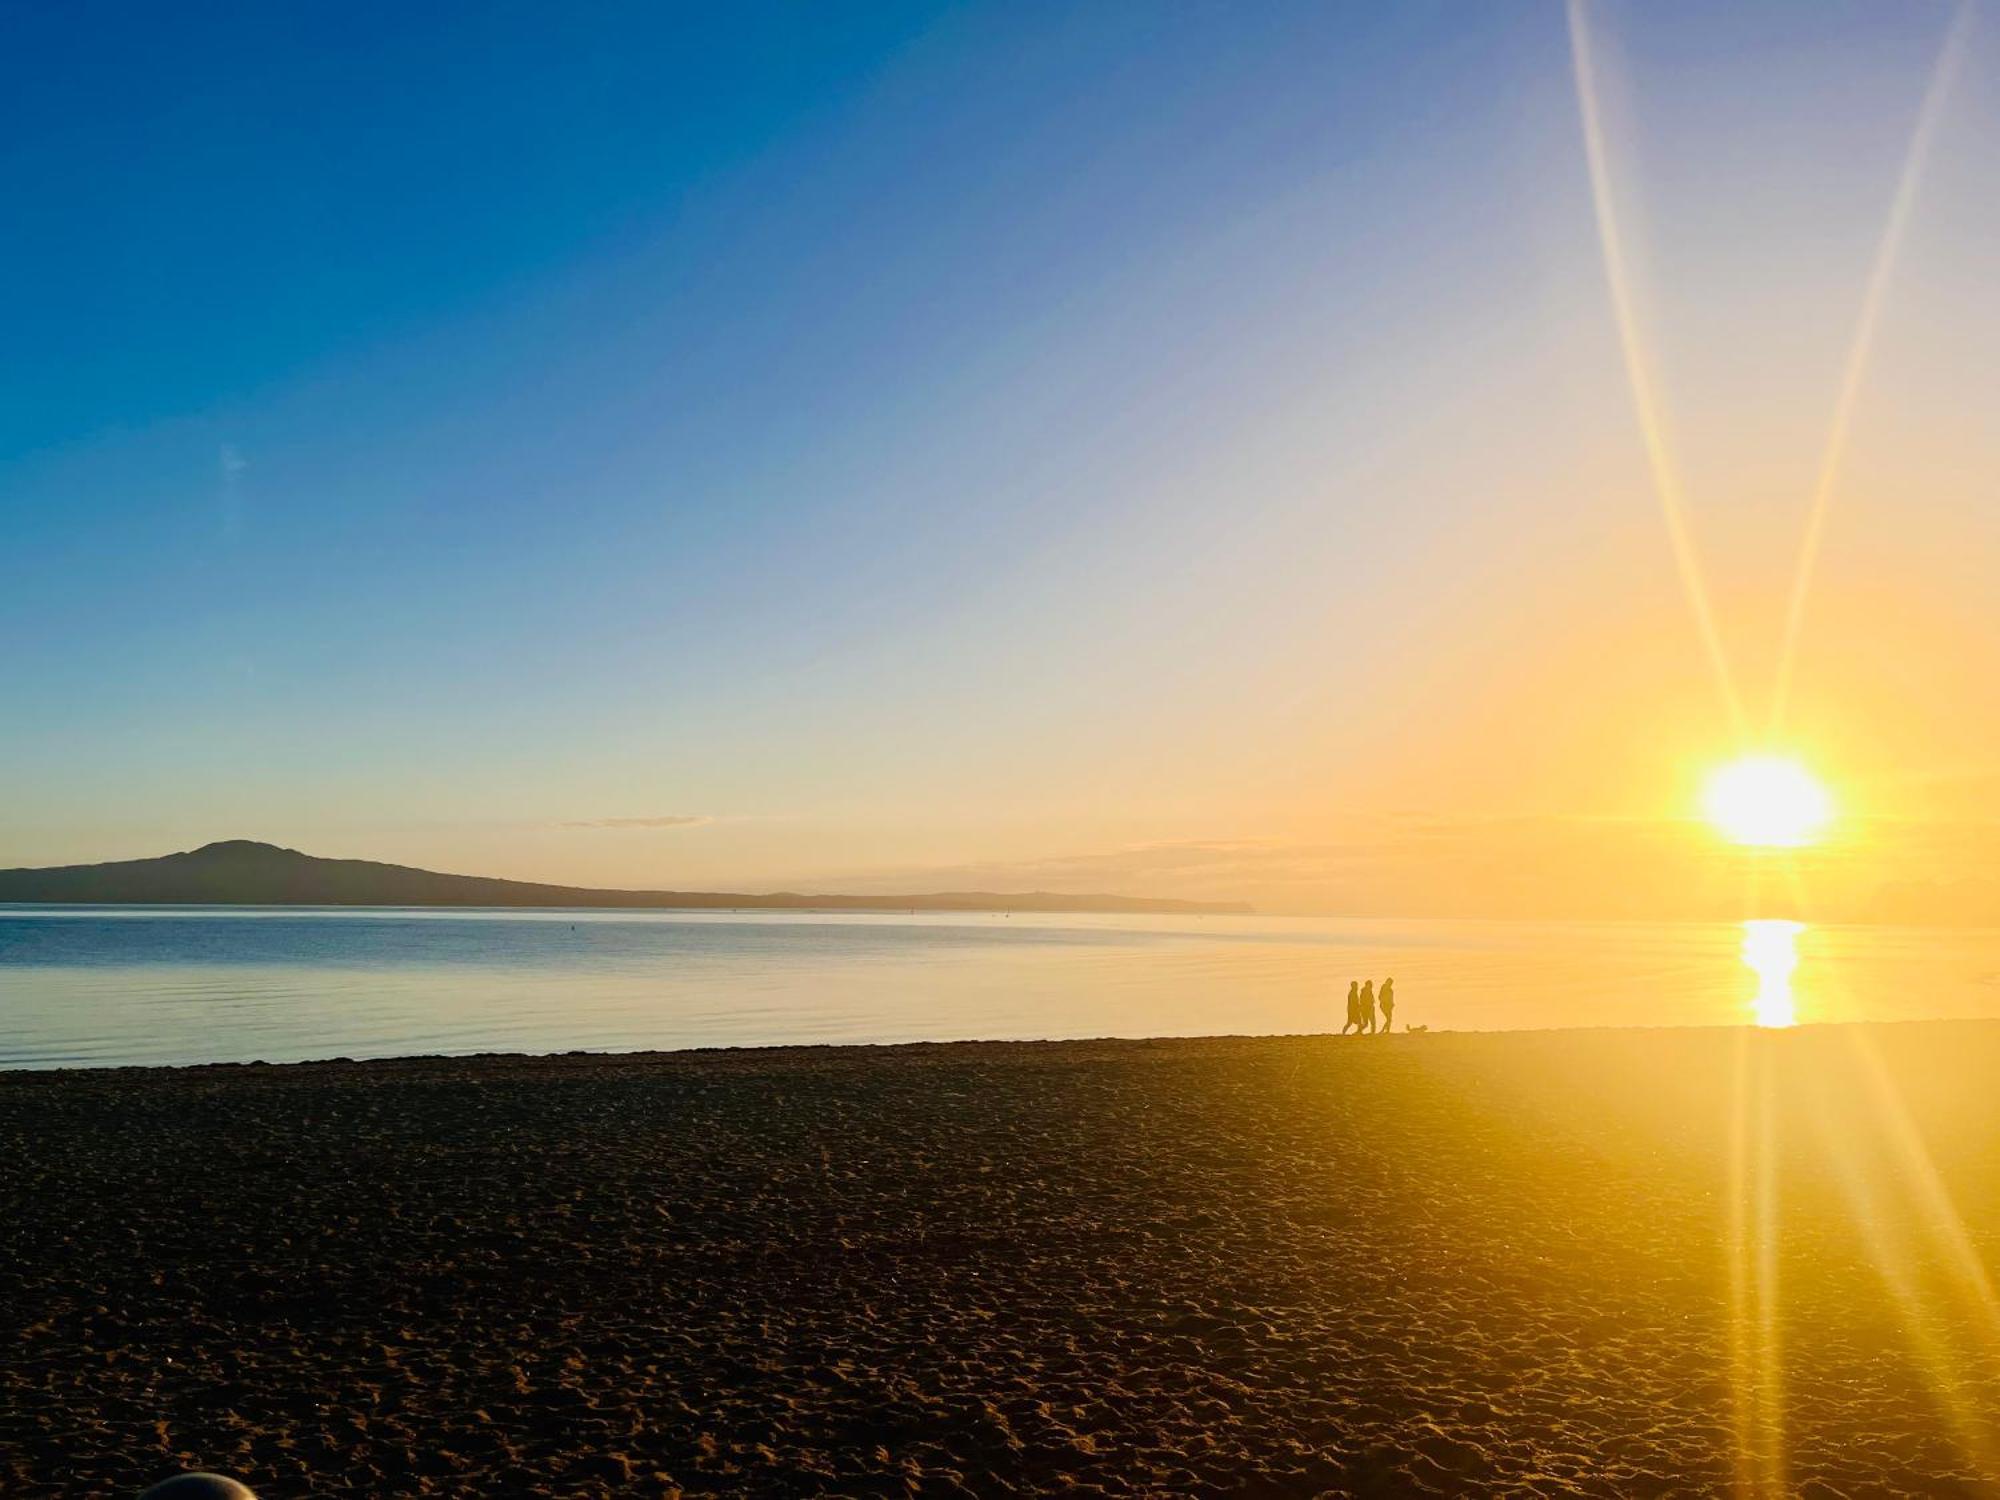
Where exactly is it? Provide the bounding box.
[2,906,1997,1070]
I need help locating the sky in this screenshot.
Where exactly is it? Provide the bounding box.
[3,0,1997,921]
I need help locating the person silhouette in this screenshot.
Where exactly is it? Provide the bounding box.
[1378,977,1395,1033]
[1341,979,1361,1034]
[1360,978,1377,1034]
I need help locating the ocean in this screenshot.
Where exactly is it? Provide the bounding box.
[2,905,1996,1069]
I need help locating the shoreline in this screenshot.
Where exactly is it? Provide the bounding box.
[11,1012,2000,1079]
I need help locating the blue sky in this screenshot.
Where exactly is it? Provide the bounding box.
[5,1,1995,914]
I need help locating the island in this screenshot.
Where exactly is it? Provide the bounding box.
[0,840,1250,915]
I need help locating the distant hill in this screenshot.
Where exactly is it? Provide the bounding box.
[0,841,1250,915]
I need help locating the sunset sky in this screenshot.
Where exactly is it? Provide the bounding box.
[4,1,1996,921]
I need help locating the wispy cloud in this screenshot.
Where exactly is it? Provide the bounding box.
[559,815,710,830]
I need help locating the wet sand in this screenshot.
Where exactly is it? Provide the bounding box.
[6,1025,2000,1496]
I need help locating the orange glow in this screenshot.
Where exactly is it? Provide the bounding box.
[1702,757,1834,849]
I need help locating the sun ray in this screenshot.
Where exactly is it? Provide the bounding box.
[1566,0,1748,740]
[1805,1057,2000,1472]
[1770,851,2000,1464]
[1768,3,1972,734]
[1779,857,2000,1357]
[1841,1028,2000,1358]
[1725,1029,1789,1496]
[1725,1031,1757,1496]
[1750,1043,1786,1496]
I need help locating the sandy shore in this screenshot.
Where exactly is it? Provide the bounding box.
[6,1025,2000,1496]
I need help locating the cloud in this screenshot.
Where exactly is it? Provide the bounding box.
[559,815,710,830]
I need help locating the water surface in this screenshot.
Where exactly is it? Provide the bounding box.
[2,906,1996,1069]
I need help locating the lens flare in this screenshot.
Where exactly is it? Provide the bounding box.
[1567,0,1748,739]
[1702,756,1834,848]
[1770,2,1972,737]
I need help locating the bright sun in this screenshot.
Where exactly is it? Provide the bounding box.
[1701,754,1834,848]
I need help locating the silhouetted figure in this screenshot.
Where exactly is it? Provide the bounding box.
[1378,977,1395,1033]
[1360,979,1377,1034]
[1341,979,1362,1034]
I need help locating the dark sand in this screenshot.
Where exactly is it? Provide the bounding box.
[7,1026,2000,1496]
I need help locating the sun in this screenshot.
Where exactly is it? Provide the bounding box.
[1701,754,1834,848]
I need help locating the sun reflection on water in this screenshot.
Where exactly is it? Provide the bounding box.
[1742,920,1804,1028]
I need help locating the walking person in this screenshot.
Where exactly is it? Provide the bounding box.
[1378,977,1396,1033]
[1340,979,1362,1034]
[1359,978,1377,1034]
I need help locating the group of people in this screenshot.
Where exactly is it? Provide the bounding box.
[1341,976,1395,1034]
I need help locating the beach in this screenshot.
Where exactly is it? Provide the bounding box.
[6,1025,2000,1497]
